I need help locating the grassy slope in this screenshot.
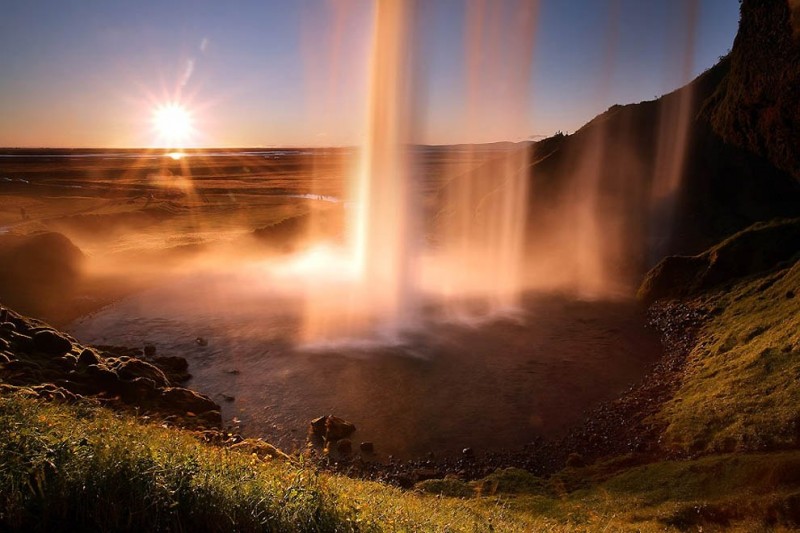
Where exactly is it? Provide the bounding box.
[658,260,800,454]
[3,392,800,532]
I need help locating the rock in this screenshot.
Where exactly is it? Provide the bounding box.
[85,364,122,390]
[310,416,328,437]
[0,352,10,364]
[462,447,475,458]
[31,329,73,356]
[143,344,157,357]
[77,348,102,367]
[230,439,291,461]
[221,394,235,402]
[0,232,84,319]
[359,441,375,453]
[0,321,17,334]
[115,359,170,387]
[336,439,353,455]
[121,377,158,403]
[198,410,222,427]
[152,356,191,383]
[196,337,208,347]
[161,387,220,416]
[325,415,356,441]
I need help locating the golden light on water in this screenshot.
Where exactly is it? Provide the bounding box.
[152,103,193,146]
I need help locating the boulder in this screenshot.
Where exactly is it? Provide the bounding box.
[151,355,191,383]
[31,329,73,356]
[115,359,170,387]
[310,414,356,441]
[77,348,102,367]
[161,387,220,416]
[120,377,159,403]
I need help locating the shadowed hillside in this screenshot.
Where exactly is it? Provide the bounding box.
[528,0,800,282]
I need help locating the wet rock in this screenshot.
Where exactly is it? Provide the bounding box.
[220,394,235,402]
[360,441,375,454]
[336,439,353,455]
[32,329,73,356]
[0,352,11,364]
[143,344,157,357]
[152,356,191,383]
[462,447,475,458]
[325,415,356,441]
[196,337,208,347]
[310,415,328,437]
[0,321,17,334]
[115,359,170,387]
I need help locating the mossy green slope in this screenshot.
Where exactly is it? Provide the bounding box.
[657,259,800,454]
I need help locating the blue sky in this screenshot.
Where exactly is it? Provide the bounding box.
[0,0,739,147]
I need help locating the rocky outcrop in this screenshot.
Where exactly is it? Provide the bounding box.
[638,218,800,303]
[0,307,221,430]
[0,232,84,321]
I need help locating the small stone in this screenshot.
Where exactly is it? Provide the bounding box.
[221,394,235,402]
[143,344,157,357]
[359,441,374,453]
[462,447,474,458]
[196,337,208,347]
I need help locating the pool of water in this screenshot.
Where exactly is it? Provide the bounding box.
[69,266,661,459]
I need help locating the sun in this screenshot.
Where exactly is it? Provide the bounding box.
[152,103,193,146]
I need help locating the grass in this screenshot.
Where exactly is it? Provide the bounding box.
[2,394,800,531]
[657,260,800,454]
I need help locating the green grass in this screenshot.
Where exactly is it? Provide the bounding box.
[2,394,800,531]
[658,260,800,454]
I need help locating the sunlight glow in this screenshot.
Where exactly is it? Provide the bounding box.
[152,103,193,146]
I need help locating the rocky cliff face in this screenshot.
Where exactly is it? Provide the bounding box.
[707,0,800,179]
